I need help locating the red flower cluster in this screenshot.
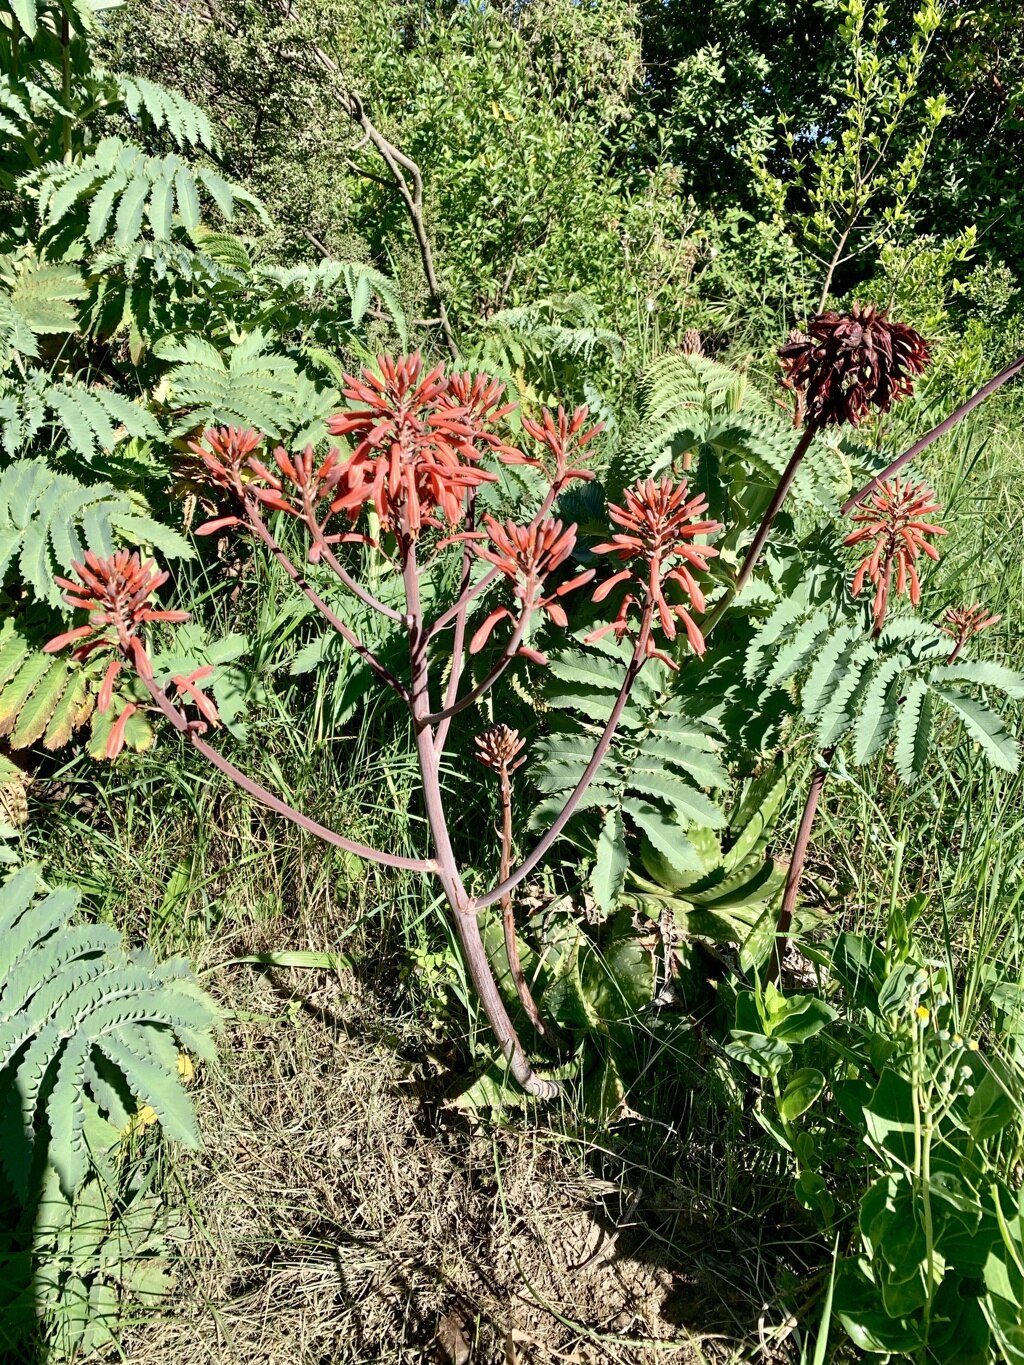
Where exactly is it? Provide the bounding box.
[327,352,499,533]
[189,425,262,498]
[587,476,723,661]
[46,550,187,676]
[779,303,931,428]
[44,550,218,759]
[443,371,519,460]
[844,478,945,631]
[469,516,594,658]
[502,404,601,488]
[187,360,603,553]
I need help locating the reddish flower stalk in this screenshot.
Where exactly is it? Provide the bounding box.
[49,355,676,1098]
[941,603,1001,664]
[475,725,546,1036]
[845,477,945,633]
[724,305,931,614]
[842,352,1024,516]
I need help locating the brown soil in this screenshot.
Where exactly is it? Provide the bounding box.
[114,942,797,1365]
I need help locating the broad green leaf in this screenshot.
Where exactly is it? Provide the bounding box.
[725,1030,791,1078]
[779,1067,826,1120]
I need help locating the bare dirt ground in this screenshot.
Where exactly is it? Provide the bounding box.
[115,938,797,1365]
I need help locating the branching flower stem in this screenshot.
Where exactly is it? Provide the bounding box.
[139,675,434,873]
[434,490,479,753]
[400,541,558,1098]
[472,613,652,914]
[244,500,410,701]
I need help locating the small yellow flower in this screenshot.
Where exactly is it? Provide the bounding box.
[967,1039,980,1051]
[915,1006,930,1024]
[120,1104,159,1137]
[177,1052,194,1083]
[953,1035,964,1047]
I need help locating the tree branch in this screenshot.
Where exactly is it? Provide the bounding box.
[278,0,459,361]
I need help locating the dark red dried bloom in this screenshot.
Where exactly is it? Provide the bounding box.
[779,302,930,428]
[845,478,945,631]
[941,604,1001,656]
[328,352,497,534]
[501,405,601,489]
[469,516,594,654]
[586,476,722,662]
[474,724,526,773]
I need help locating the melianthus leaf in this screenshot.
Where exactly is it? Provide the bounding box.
[592,808,628,912]
[932,686,1020,774]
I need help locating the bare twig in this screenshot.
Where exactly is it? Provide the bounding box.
[277,0,459,361]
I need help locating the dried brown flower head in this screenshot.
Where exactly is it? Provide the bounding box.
[779,302,930,428]
[474,724,527,774]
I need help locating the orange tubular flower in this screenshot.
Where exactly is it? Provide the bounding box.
[45,550,188,678]
[188,426,262,496]
[844,477,945,632]
[468,516,594,657]
[501,405,602,489]
[186,426,263,534]
[442,371,520,461]
[586,476,723,662]
[328,352,498,534]
[247,445,350,544]
[44,551,219,758]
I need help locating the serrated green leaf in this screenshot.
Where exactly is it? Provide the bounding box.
[8,658,67,748]
[893,678,932,785]
[592,807,627,912]
[933,685,1020,774]
[627,769,727,828]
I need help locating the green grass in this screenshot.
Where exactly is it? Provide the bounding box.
[7,397,1024,1363]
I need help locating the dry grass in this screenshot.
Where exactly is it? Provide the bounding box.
[111,925,799,1365]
